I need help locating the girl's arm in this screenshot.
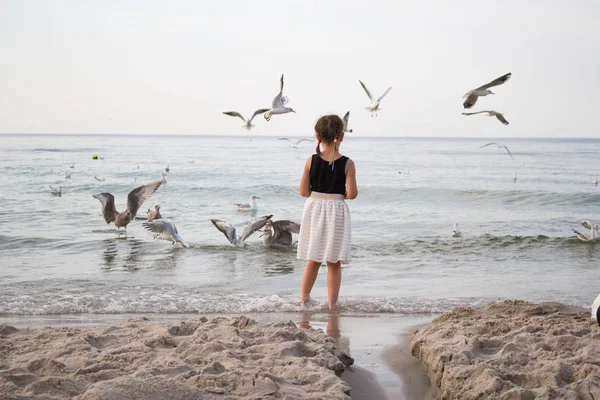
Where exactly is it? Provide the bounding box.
[299,156,312,197]
[345,159,358,199]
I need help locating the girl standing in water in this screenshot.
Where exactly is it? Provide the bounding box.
[297,114,358,310]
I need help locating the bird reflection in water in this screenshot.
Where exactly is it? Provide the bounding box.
[101,238,144,271]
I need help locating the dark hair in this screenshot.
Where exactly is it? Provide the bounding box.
[314,114,344,155]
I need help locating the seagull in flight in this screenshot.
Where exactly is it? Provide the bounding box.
[278,138,314,148]
[211,215,272,247]
[480,142,514,159]
[343,111,352,133]
[92,179,162,236]
[462,110,509,125]
[573,220,598,242]
[143,219,188,248]
[94,176,105,182]
[223,108,270,131]
[463,72,511,109]
[264,74,295,121]
[359,80,392,117]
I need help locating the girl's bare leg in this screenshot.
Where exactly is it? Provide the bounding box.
[300,261,321,303]
[326,261,342,310]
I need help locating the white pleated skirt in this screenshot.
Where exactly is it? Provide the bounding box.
[297,192,352,264]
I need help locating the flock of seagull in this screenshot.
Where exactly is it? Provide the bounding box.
[46,72,598,245]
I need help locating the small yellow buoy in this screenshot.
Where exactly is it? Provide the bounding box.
[92,154,98,160]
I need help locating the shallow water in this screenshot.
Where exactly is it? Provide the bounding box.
[0,134,599,315]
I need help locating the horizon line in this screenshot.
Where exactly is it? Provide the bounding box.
[1,132,599,141]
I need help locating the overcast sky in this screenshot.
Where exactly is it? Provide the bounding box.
[0,1,598,137]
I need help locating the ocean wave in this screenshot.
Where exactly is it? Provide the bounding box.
[0,290,589,316]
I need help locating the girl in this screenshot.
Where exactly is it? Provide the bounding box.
[297,114,358,310]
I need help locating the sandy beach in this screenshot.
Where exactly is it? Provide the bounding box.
[0,313,435,399]
[411,301,600,399]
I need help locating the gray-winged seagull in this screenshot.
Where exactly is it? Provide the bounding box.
[143,219,188,248]
[264,74,295,121]
[223,109,270,130]
[92,179,162,236]
[463,72,511,109]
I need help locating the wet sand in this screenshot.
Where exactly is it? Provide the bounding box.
[0,312,436,399]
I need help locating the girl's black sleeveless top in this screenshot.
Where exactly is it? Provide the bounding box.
[309,154,349,195]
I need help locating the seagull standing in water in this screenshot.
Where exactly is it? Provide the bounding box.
[92,179,162,236]
[278,138,314,148]
[49,185,62,196]
[147,204,162,221]
[463,72,512,109]
[462,110,509,125]
[223,109,270,130]
[143,219,188,248]
[260,219,301,249]
[452,223,462,238]
[592,177,598,187]
[65,172,71,180]
[236,195,260,212]
[513,173,517,183]
[161,172,167,184]
[264,74,295,121]
[358,80,392,117]
[480,142,514,159]
[342,111,352,133]
[573,220,598,242]
[211,215,272,247]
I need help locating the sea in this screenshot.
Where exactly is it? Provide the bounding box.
[0,134,599,317]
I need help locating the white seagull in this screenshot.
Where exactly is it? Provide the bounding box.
[278,138,314,148]
[480,142,514,159]
[143,219,188,248]
[592,293,600,327]
[463,72,512,109]
[573,220,598,242]
[264,74,295,121]
[359,80,392,117]
[161,172,167,184]
[223,109,270,130]
[94,176,105,182]
[343,111,353,133]
[211,215,272,247]
[49,185,62,197]
[592,177,598,187]
[462,110,509,125]
[69,163,75,169]
[452,222,462,238]
[236,195,260,212]
[65,172,71,180]
[513,173,517,183]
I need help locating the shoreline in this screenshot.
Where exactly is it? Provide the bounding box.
[0,312,436,399]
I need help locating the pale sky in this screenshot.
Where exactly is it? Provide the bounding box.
[0,1,598,137]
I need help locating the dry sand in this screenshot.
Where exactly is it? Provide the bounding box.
[410,300,600,399]
[0,315,356,399]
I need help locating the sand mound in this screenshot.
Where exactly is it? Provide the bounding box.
[0,316,353,399]
[410,300,600,399]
